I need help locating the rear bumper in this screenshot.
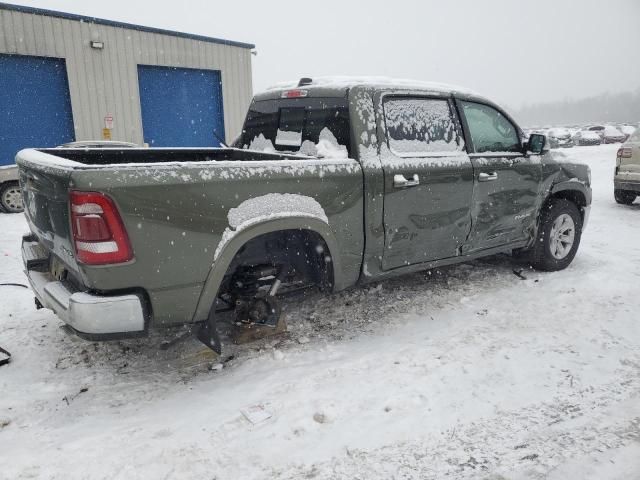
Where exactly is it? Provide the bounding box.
[22,238,147,339]
[614,179,640,193]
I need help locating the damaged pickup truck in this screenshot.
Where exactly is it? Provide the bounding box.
[17,77,591,353]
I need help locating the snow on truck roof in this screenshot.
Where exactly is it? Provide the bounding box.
[265,76,479,96]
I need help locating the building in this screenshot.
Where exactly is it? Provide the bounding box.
[0,1,254,168]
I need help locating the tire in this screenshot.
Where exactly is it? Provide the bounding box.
[0,181,23,213]
[614,189,636,205]
[528,198,583,272]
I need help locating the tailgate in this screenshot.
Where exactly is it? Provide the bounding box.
[17,150,80,276]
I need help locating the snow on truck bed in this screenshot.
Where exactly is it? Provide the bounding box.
[1,144,639,479]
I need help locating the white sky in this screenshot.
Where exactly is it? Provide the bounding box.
[8,0,640,109]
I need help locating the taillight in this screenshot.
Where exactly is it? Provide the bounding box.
[69,191,133,265]
[617,147,632,159]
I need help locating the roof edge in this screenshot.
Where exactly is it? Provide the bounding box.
[0,2,255,49]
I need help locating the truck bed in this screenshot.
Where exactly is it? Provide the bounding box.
[16,147,365,330]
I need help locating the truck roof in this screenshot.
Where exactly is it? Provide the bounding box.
[256,76,483,101]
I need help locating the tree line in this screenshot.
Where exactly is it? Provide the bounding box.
[514,89,640,127]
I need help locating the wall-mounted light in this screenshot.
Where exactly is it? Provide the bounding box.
[90,41,104,50]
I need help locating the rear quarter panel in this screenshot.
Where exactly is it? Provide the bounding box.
[70,159,364,325]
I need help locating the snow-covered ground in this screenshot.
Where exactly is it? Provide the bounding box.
[1,144,639,479]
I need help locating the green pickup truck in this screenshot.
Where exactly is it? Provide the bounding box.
[17,77,591,352]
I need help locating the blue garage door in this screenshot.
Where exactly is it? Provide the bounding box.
[137,65,225,147]
[0,54,75,166]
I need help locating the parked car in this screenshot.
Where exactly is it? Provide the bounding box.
[573,130,602,146]
[586,125,606,138]
[0,165,22,213]
[618,125,636,142]
[16,77,592,354]
[547,127,574,148]
[614,128,640,205]
[1,140,138,213]
[603,126,626,144]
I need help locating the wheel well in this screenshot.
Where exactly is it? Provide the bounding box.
[548,189,588,224]
[551,189,586,209]
[220,229,334,296]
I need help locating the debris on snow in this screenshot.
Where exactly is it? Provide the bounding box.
[241,405,272,425]
[313,412,328,424]
[62,386,89,406]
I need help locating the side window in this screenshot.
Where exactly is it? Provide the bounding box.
[460,101,520,154]
[383,97,463,156]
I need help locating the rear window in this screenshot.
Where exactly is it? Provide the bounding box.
[238,97,351,158]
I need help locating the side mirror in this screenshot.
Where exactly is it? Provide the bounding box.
[527,133,547,155]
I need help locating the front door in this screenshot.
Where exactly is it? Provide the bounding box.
[457,100,542,252]
[379,95,474,270]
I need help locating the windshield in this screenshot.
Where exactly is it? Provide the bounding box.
[237,97,352,158]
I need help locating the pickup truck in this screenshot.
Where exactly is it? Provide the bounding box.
[17,77,592,353]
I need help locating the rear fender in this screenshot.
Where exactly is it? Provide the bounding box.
[191,216,343,322]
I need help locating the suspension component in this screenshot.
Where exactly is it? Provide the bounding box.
[197,264,290,353]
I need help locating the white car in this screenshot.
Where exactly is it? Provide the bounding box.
[0,165,21,213]
[603,126,626,144]
[614,128,640,204]
[619,125,637,141]
[547,127,574,148]
[573,130,602,146]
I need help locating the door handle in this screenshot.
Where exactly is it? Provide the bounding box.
[393,174,420,188]
[478,172,498,182]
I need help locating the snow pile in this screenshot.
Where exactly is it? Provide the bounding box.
[246,128,349,159]
[227,193,328,229]
[247,133,276,152]
[315,128,349,159]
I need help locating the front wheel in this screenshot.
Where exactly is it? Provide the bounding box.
[528,198,583,271]
[0,181,23,213]
[614,189,637,205]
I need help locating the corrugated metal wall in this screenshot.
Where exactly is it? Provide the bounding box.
[0,7,253,143]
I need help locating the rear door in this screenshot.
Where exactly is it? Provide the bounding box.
[379,94,474,270]
[456,100,541,252]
